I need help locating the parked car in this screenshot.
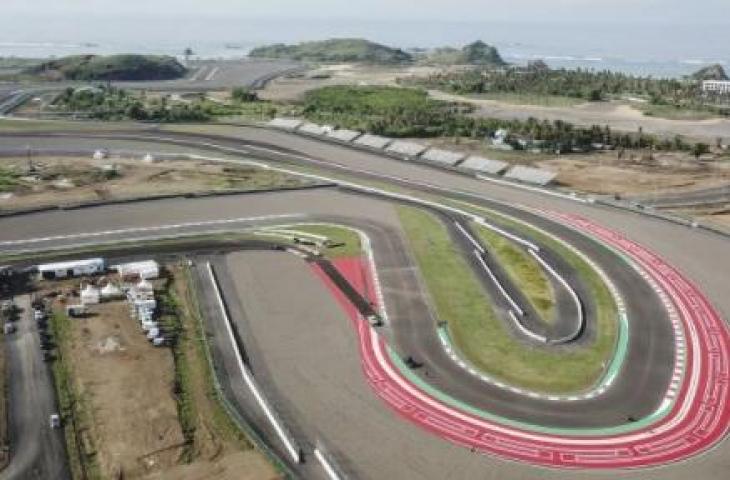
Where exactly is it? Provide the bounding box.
[1,300,14,315]
[49,413,61,429]
[66,305,86,318]
[147,328,160,340]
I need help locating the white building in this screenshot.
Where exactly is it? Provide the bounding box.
[38,258,105,280]
[114,260,160,280]
[702,80,730,94]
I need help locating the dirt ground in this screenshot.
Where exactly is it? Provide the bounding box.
[60,297,185,478]
[0,155,314,211]
[699,212,730,228]
[408,136,730,196]
[38,270,278,480]
[143,447,277,480]
[539,153,730,196]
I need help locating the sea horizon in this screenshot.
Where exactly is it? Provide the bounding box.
[1,16,728,78]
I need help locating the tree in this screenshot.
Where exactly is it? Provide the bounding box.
[692,142,710,159]
[231,87,258,103]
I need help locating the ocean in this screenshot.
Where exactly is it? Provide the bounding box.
[0,15,727,78]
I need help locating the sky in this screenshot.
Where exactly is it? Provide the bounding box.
[4,0,729,23]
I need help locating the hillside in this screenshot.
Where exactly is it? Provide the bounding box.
[690,64,728,81]
[24,54,187,81]
[249,38,413,64]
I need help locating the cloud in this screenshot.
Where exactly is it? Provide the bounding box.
[3,0,728,22]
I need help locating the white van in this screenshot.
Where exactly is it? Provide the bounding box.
[141,321,158,332]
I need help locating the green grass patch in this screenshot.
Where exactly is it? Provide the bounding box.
[397,204,617,393]
[472,223,555,324]
[0,168,20,192]
[178,266,253,450]
[49,312,103,480]
[156,282,197,462]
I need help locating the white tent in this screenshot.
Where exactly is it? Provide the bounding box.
[136,279,154,293]
[80,285,100,305]
[100,283,123,300]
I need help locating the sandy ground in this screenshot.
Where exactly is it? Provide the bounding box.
[0,155,312,211]
[430,90,730,143]
[259,63,443,102]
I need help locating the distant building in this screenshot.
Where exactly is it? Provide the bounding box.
[702,80,730,94]
[38,258,105,280]
[113,260,160,280]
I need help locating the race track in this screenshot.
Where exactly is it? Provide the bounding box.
[0,127,728,479]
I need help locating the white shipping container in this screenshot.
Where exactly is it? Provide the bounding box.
[38,258,105,280]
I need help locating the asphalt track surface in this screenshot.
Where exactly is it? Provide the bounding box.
[0,129,728,478]
[1,295,69,480]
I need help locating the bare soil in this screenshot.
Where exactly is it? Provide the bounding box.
[539,153,730,196]
[62,298,186,479]
[0,155,314,211]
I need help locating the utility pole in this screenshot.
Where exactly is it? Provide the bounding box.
[25,145,35,174]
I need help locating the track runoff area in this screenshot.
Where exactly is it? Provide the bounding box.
[1,131,728,473]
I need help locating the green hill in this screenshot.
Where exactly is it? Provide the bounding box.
[462,41,506,66]
[423,41,507,66]
[690,64,728,81]
[249,38,413,64]
[24,54,187,81]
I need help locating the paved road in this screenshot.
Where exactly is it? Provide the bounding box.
[0,59,303,117]
[1,295,69,480]
[0,130,727,478]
